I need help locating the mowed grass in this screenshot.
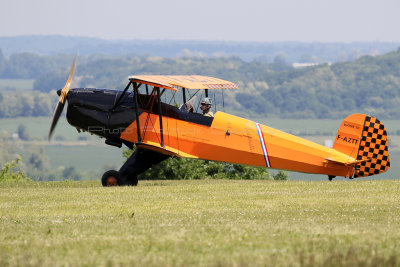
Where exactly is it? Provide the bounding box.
[1,180,399,266]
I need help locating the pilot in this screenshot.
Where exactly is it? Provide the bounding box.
[200,97,214,117]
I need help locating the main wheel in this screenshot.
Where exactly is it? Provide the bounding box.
[102,170,122,187]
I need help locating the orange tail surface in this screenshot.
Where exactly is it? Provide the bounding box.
[333,114,390,178]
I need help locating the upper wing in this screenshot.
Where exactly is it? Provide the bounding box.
[129,75,239,90]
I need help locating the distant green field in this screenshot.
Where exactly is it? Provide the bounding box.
[43,144,123,174]
[0,180,399,266]
[0,79,34,91]
[0,116,98,141]
[1,117,123,178]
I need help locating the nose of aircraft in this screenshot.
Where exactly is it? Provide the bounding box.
[65,87,136,140]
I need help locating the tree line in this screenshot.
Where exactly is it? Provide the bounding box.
[244,48,400,119]
[0,91,57,118]
[1,47,400,119]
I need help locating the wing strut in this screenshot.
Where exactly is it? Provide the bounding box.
[156,87,165,147]
[112,82,132,111]
[183,88,187,103]
[133,82,142,143]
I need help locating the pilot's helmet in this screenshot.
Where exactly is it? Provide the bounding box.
[201,97,212,108]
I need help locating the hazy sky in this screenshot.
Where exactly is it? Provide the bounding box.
[1,0,399,42]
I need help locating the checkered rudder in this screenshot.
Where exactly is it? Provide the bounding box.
[353,116,390,178]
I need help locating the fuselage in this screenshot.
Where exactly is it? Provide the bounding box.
[64,88,355,177]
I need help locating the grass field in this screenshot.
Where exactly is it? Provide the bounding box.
[0,180,399,266]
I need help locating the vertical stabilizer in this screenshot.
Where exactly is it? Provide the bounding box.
[333,114,390,178]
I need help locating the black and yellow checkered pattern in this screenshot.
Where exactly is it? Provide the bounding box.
[353,116,390,178]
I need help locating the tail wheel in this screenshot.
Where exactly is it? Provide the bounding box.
[102,170,121,187]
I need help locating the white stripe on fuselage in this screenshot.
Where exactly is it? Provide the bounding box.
[255,122,271,167]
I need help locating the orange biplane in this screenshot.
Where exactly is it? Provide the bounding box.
[49,57,390,186]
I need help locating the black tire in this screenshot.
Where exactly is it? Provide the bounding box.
[102,170,122,187]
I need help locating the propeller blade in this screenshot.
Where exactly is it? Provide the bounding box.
[48,55,78,140]
[48,101,65,140]
[59,54,78,104]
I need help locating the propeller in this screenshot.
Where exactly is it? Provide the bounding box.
[48,55,78,140]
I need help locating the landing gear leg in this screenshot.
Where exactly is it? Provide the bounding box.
[328,175,336,181]
[101,148,169,187]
